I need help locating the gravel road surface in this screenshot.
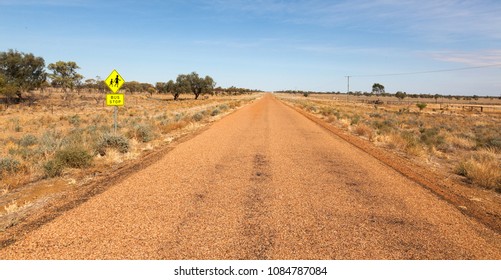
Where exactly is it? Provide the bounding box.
[2,94,500,259]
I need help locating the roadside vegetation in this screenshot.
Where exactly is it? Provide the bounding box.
[0,92,260,226]
[278,94,501,192]
[0,49,261,222]
[1,94,252,183]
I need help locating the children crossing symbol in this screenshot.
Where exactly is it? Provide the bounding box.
[105,69,124,93]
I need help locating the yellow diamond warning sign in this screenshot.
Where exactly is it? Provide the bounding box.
[106,94,124,106]
[105,69,125,93]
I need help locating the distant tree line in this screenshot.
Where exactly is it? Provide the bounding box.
[277,82,498,100]
[214,86,262,95]
[276,90,344,95]
[4,49,493,103]
[155,72,215,100]
[155,73,261,100]
[1,49,261,104]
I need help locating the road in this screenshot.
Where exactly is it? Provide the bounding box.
[1,94,500,259]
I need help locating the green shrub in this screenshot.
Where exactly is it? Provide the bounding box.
[127,124,154,142]
[419,127,445,147]
[95,133,130,155]
[61,128,86,147]
[320,107,337,116]
[400,131,419,148]
[86,125,98,134]
[471,125,501,150]
[39,130,64,156]
[43,159,64,178]
[55,146,92,168]
[8,147,42,161]
[174,113,185,122]
[159,118,170,126]
[68,115,81,126]
[211,108,220,116]
[155,113,169,122]
[18,134,38,147]
[0,157,21,175]
[192,112,204,122]
[372,119,395,134]
[218,104,229,111]
[350,115,361,125]
[487,138,501,150]
[416,103,427,111]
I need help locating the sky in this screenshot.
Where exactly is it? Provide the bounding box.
[1,0,501,95]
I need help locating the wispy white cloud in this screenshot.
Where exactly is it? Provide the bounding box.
[427,49,501,66]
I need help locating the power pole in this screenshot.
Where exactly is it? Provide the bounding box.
[345,76,351,102]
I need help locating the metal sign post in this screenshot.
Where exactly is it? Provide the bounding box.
[114,106,118,133]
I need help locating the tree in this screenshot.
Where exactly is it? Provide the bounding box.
[48,61,83,96]
[165,80,175,93]
[174,74,191,100]
[122,81,141,94]
[162,73,217,100]
[0,73,17,101]
[372,83,385,95]
[155,81,176,95]
[94,76,106,93]
[155,82,167,93]
[203,75,216,96]
[84,78,96,92]
[416,103,427,112]
[139,83,153,93]
[147,87,156,97]
[433,94,441,103]
[0,49,46,101]
[182,72,216,99]
[395,91,407,100]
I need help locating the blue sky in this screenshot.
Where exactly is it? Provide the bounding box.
[1,0,500,95]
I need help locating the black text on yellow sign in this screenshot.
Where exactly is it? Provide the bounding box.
[106,94,124,106]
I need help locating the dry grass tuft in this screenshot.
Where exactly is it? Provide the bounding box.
[159,120,188,134]
[104,149,124,164]
[3,201,33,215]
[447,135,477,150]
[385,132,407,150]
[354,124,374,141]
[456,149,501,190]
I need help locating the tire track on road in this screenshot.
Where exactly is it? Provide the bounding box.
[241,153,275,259]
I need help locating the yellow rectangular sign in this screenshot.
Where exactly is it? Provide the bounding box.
[106,94,124,106]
